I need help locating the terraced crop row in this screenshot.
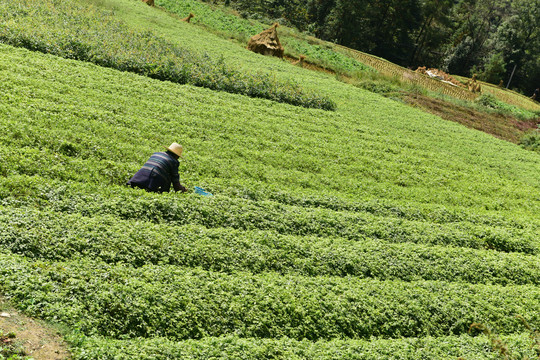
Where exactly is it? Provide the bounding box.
[72,333,539,360]
[1,207,539,285]
[1,254,539,341]
[0,179,537,255]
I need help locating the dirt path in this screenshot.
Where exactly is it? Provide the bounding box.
[0,298,70,360]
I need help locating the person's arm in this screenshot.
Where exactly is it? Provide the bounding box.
[173,181,188,193]
[168,157,187,192]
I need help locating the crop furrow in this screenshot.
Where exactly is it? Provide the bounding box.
[1,179,537,255]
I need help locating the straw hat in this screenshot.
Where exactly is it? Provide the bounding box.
[164,142,183,158]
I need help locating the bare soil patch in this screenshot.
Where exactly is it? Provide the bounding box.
[0,298,70,360]
[404,93,539,143]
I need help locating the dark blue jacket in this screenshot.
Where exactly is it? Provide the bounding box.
[127,151,180,192]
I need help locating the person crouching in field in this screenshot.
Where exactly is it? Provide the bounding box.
[128,142,188,193]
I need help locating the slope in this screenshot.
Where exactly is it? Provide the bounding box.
[0,0,539,358]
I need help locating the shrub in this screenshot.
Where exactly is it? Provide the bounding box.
[519,131,540,153]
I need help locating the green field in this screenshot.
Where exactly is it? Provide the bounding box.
[0,0,539,358]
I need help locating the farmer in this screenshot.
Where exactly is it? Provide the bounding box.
[127,142,188,193]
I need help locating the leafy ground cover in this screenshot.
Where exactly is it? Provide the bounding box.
[69,333,540,360]
[0,0,334,110]
[152,0,540,145]
[155,0,373,75]
[0,0,539,358]
[2,254,540,341]
[2,207,540,284]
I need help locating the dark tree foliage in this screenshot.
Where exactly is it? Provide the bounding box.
[217,0,539,93]
[319,0,423,64]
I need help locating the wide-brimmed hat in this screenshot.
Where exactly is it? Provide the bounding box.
[164,142,183,158]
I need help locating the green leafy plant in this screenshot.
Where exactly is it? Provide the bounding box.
[0,0,335,110]
[467,316,540,360]
[0,0,539,357]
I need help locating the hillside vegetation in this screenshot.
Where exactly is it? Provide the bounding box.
[0,0,334,110]
[150,0,540,145]
[0,0,539,358]
[220,0,540,95]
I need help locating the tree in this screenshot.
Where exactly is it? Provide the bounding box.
[494,0,540,91]
[443,0,509,75]
[310,0,422,64]
[408,0,455,67]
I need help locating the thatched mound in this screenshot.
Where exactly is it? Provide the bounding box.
[142,0,154,7]
[247,23,284,58]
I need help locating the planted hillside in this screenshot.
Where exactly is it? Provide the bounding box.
[0,0,334,110]
[1,0,540,357]
[221,0,540,96]
[154,0,540,146]
[156,0,373,74]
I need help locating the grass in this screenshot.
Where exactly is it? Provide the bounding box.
[107,0,540,118]
[0,0,539,358]
[155,0,373,74]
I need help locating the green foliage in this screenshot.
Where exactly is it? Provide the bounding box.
[0,1,539,357]
[156,0,374,76]
[1,255,540,341]
[68,333,540,360]
[478,53,507,85]
[519,131,540,153]
[214,0,309,30]
[226,0,423,66]
[467,316,540,360]
[1,182,537,255]
[218,0,540,94]
[157,0,264,41]
[2,206,540,285]
[474,94,538,119]
[279,36,373,73]
[0,0,335,110]
[475,93,502,109]
[0,331,32,360]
